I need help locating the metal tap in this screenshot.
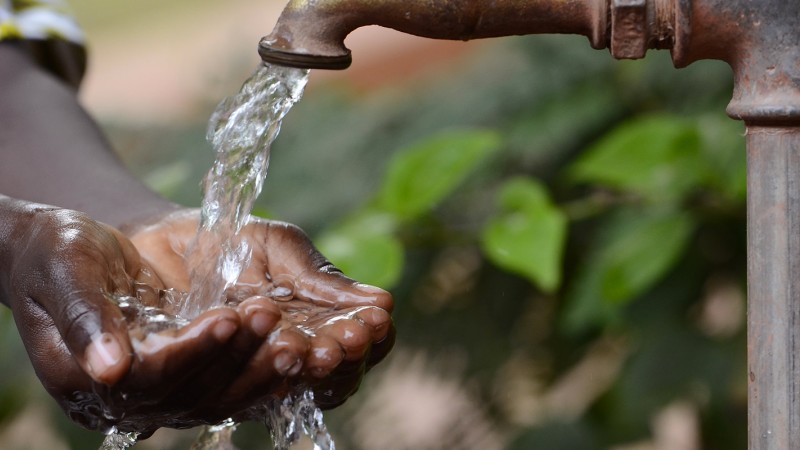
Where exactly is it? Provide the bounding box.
[259,0,612,69]
[258,0,697,69]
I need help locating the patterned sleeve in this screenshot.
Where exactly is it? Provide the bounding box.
[0,0,87,88]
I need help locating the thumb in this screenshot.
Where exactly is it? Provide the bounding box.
[16,251,135,385]
[53,287,133,385]
[9,210,135,386]
[295,266,394,312]
[264,221,394,312]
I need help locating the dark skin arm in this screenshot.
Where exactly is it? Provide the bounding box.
[0,41,178,228]
[0,41,394,434]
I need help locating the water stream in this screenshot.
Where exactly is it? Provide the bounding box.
[101,63,335,449]
[183,62,308,319]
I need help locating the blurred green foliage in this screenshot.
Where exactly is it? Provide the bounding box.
[482,177,567,293]
[0,34,746,449]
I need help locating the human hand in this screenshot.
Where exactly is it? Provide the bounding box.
[128,210,394,413]
[0,203,393,436]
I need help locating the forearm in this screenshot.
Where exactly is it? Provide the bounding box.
[0,42,178,229]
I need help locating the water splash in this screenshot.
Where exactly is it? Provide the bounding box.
[112,287,189,333]
[99,429,139,450]
[190,419,238,450]
[265,390,335,450]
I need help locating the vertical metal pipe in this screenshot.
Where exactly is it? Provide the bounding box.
[747,126,800,449]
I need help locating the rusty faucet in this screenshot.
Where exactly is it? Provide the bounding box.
[259,0,800,123]
[261,1,799,449]
[258,0,676,69]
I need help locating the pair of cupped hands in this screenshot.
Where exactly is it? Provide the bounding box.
[1,202,394,437]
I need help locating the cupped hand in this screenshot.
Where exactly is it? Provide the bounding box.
[2,206,393,436]
[129,210,395,413]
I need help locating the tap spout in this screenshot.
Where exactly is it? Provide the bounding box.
[259,0,607,69]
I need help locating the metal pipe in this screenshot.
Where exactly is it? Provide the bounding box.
[747,127,800,449]
[260,0,800,447]
[259,0,608,69]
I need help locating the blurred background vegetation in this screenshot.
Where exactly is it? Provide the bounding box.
[0,1,747,449]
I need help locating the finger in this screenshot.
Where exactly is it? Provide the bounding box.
[126,308,240,393]
[8,293,152,432]
[36,286,133,386]
[221,323,307,402]
[297,272,394,312]
[271,327,310,376]
[12,215,136,385]
[222,342,282,401]
[312,360,367,410]
[305,334,345,379]
[316,316,372,361]
[258,221,393,311]
[238,296,281,338]
[366,325,396,370]
[164,298,282,413]
[354,306,393,342]
[9,295,92,396]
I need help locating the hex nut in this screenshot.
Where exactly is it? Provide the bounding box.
[611,0,648,59]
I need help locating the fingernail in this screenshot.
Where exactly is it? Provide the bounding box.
[250,312,275,337]
[212,319,238,341]
[274,352,302,376]
[86,333,124,381]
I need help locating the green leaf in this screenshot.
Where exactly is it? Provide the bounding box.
[563,208,695,333]
[569,115,707,202]
[315,212,403,289]
[599,211,694,304]
[482,178,567,293]
[376,129,502,220]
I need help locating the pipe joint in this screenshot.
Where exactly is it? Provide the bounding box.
[609,0,688,60]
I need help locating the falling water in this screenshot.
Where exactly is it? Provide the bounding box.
[101,63,335,449]
[99,429,139,450]
[265,390,335,450]
[182,63,308,319]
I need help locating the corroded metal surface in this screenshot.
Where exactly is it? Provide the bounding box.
[675,0,800,123]
[258,0,800,122]
[747,129,800,450]
[259,0,607,69]
[610,0,647,59]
